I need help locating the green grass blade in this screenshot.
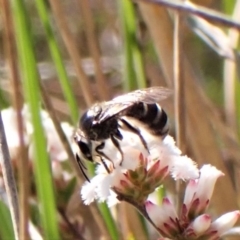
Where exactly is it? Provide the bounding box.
[98,202,119,240]
[0,201,15,240]
[132,44,147,89]
[119,0,137,91]
[222,0,235,15]
[12,1,60,239]
[123,0,146,89]
[35,0,79,123]
[120,0,146,91]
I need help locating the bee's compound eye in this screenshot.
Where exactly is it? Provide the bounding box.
[80,110,94,130]
[78,141,93,162]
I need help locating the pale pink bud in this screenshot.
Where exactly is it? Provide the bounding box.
[190,214,211,235]
[209,210,240,237]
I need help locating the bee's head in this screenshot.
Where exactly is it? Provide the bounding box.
[74,131,93,162]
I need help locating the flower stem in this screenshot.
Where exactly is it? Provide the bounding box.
[116,191,162,236]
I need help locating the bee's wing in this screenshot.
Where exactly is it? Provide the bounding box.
[97,87,171,122]
[97,102,132,122]
[112,87,172,104]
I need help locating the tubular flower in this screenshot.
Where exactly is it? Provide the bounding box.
[183,165,224,217]
[145,165,239,239]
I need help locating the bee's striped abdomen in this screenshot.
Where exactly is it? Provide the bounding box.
[125,102,169,136]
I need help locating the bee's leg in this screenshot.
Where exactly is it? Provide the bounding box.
[75,154,90,182]
[101,158,110,173]
[119,118,150,153]
[95,142,112,172]
[110,135,124,165]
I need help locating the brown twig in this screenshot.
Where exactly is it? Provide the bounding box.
[48,0,94,106]
[78,0,109,101]
[40,82,84,181]
[0,112,19,240]
[223,0,240,131]
[116,191,161,236]
[173,10,186,212]
[135,0,240,30]
[0,0,29,239]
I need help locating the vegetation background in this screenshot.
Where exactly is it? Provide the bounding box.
[0,0,240,239]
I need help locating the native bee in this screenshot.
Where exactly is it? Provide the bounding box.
[74,87,171,181]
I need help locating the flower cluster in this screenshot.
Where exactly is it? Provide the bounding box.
[81,133,199,205]
[1,105,73,162]
[80,129,240,239]
[1,106,74,182]
[146,165,240,239]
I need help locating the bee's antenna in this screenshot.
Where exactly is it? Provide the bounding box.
[76,154,90,182]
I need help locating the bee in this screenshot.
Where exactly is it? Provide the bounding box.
[74,87,171,181]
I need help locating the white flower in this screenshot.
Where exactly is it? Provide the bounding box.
[145,165,239,239]
[148,136,199,181]
[171,155,199,180]
[22,105,74,162]
[184,164,224,215]
[81,168,116,205]
[145,199,178,237]
[80,130,199,206]
[1,107,29,156]
[206,211,240,238]
[2,105,74,162]
[44,120,74,162]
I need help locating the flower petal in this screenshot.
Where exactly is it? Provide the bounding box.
[146,198,178,235]
[171,155,199,180]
